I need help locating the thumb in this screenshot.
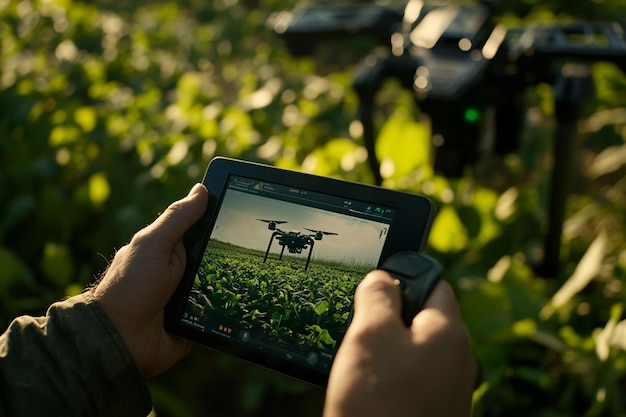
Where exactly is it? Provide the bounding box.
[351,270,404,328]
[143,183,209,249]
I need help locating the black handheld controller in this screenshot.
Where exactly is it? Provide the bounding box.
[380,251,442,327]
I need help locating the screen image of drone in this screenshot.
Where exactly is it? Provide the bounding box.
[257,219,338,270]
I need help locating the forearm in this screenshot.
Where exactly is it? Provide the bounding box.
[0,291,152,417]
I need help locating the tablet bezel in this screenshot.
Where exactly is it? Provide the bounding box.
[165,157,436,387]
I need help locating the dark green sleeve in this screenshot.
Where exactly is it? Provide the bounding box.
[0,291,152,417]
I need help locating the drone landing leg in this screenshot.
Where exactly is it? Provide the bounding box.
[540,70,593,276]
[279,245,286,260]
[304,240,315,271]
[264,232,278,263]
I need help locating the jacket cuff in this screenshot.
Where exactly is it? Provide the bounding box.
[62,291,153,415]
[0,292,153,416]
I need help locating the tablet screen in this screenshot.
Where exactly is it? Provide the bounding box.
[178,174,395,375]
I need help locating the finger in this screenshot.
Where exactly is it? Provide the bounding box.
[418,280,462,320]
[351,270,403,327]
[140,183,209,249]
[411,281,464,337]
[411,280,478,386]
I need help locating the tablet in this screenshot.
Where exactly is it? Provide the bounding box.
[165,157,436,387]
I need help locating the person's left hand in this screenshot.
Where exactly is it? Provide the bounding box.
[92,183,208,378]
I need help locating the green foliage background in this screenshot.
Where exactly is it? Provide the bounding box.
[1,0,626,415]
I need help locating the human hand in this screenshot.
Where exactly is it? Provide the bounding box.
[92,183,208,378]
[324,270,477,417]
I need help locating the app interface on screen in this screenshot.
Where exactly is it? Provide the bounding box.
[181,175,395,372]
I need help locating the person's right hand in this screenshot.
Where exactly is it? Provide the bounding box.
[324,270,477,417]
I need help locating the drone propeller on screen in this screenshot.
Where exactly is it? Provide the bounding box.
[304,228,339,241]
[256,219,288,231]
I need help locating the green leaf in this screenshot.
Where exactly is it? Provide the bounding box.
[74,106,97,132]
[317,327,336,347]
[40,242,74,289]
[540,232,608,319]
[0,247,34,294]
[459,280,514,341]
[588,144,626,178]
[1,195,36,230]
[49,125,81,146]
[376,109,431,179]
[88,172,111,207]
[313,300,329,316]
[428,205,468,252]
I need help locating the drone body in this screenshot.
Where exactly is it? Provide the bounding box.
[256,219,338,270]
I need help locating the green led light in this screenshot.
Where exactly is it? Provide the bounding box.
[464,108,480,123]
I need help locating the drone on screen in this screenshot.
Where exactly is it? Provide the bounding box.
[257,219,338,270]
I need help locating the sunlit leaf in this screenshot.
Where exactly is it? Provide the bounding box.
[596,304,625,361]
[302,138,361,176]
[588,144,626,178]
[176,72,203,108]
[313,300,329,316]
[88,172,111,207]
[376,111,431,178]
[74,106,97,132]
[49,125,81,146]
[317,327,336,347]
[495,187,519,221]
[540,232,608,319]
[512,318,537,336]
[428,205,468,252]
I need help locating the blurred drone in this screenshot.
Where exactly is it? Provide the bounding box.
[271,0,626,274]
[257,219,338,270]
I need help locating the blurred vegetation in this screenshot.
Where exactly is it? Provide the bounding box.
[1,0,626,416]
